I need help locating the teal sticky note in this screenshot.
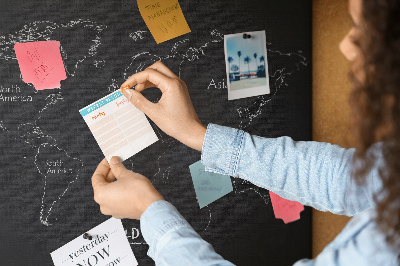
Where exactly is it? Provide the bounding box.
[189,161,233,208]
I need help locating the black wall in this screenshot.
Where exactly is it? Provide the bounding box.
[0,0,312,265]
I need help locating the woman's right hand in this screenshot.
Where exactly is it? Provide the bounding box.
[120,61,207,152]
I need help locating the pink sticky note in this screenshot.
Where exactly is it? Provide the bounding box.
[14,41,67,90]
[269,191,304,224]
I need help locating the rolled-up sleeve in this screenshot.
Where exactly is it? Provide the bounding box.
[201,124,383,216]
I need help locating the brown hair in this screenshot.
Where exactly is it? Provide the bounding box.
[350,0,400,251]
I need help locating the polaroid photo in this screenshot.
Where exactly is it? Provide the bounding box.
[224,30,270,100]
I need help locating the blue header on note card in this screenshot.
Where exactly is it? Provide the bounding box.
[80,91,123,117]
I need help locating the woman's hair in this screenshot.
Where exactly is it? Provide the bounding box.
[350,0,400,250]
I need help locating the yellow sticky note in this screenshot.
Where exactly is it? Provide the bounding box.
[137,0,191,44]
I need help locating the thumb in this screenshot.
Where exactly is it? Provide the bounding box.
[109,156,128,178]
[122,88,155,115]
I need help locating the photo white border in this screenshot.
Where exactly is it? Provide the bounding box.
[224,30,270,100]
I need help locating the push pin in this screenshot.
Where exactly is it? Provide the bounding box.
[243,33,251,39]
[83,233,96,241]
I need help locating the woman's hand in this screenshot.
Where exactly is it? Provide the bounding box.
[120,61,206,152]
[91,157,164,220]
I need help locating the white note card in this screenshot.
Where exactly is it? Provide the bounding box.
[51,218,137,266]
[79,90,158,162]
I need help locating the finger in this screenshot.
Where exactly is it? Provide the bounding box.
[121,89,157,115]
[135,81,156,92]
[120,68,173,94]
[105,169,116,183]
[134,61,179,91]
[91,158,111,189]
[109,156,129,178]
[100,206,111,216]
[146,61,178,79]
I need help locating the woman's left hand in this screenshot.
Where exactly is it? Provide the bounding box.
[91,157,164,220]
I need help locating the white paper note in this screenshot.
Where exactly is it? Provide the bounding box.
[79,90,158,162]
[51,218,137,266]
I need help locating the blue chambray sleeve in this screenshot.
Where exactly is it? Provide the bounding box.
[201,124,383,216]
[140,200,235,266]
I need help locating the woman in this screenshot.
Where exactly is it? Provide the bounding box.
[91,0,400,264]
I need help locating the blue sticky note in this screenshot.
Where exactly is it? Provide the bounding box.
[189,161,233,208]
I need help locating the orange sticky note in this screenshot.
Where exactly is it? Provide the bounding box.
[14,41,67,90]
[269,191,304,224]
[137,0,191,44]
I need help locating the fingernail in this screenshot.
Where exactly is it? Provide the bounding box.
[110,156,122,165]
[120,85,129,92]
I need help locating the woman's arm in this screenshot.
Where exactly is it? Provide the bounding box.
[141,201,235,266]
[120,62,383,216]
[91,157,234,265]
[202,124,383,216]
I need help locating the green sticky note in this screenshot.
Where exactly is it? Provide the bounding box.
[189,161,233,208]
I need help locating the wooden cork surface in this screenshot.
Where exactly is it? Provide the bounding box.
[312,0,353,257]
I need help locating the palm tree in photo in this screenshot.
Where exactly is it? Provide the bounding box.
[228,56,233,73]
[259,55,266,76]
[244,56,251,78]
[237,51,242,77]
[253,53,258,74]
[260,55,265,71]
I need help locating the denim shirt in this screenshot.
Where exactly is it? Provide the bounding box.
[140,124,399,265]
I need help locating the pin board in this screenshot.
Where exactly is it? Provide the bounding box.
[0,0,311,265]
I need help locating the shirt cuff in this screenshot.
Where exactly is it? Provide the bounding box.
[140,200,192,259]
[201,123,245,177]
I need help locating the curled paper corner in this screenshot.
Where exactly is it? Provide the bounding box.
[269,191,304,224]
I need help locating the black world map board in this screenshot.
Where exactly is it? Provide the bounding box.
[0,0,312,265]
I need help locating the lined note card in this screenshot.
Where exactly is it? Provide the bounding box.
[79,90,158,162]
[189,161,233,208]
[51,218,137,266]
[269,191,304,224]
[14,41,67,90]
